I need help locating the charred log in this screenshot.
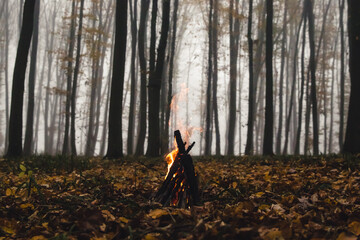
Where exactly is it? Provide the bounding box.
[154,130,200,208]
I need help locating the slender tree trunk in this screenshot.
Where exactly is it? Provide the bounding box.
[304,69,311,155]
[263,0,274,155]
[92,3,113,155]
[135,0,150,156]
[4,0,10,151]
[295,7,307,155]
[329,36,338,153]
[306,0,319,155]
[283,14,303,155]
[44,1,57,154]
[105,0,128,159]
[275,1,287,155]
[343,0,360,153]
[339,0,345,151]
[62,0,76,155]
[6,0,36,158]
[164,0,179,154]
[70,0,84,156]
[146,0,171,157]
[19,0,24,31]
[127,0,138,155]
[211,0,221,156]
[205,0,214,156]
[34,41,47,153]
[245,0,254,155]
[24,0,39,156]
[227,0,240,155]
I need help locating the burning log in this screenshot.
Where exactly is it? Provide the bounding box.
[154,130,200,208]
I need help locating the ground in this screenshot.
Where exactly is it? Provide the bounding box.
[0,155,359,239]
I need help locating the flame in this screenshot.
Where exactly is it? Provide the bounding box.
[168,84,203,150]
[165,148,179,179]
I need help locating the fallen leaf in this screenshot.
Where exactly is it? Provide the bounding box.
[5,188,12,196]
[30,236,47,240]
[20,164,26,172]
[336,232,357,240]
[119,217,129,223]
[148,209,168,219]
[348,221,360,236]
[20,203,34,209]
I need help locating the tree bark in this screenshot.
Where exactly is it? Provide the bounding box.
[105,0,128,159]
[44,1,58,154]
[263,0,274,155]
[275,0,287,155]
[69,0,84,156]
[227,0,240,155]
[283,13,303,155]
[205,0,214,156]
[343,0,360,153]
[245,0,254,155]
[127,0,138,155]
[135,0,150,156]
[295,6,307,155]
[4,0,10,151]
[62,0,76,156]
[339,0,345,151]
[306,0,319,155]
[23,0,39,156]
[212,0,221,156]
[6,0,36,158]
[146,0,171,157]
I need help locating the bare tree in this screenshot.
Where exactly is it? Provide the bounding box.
[343,0,360,153]
[24,0,40,156]
[6,0,36,157]
[245,0,254,156]
[146,0,171,157]
[105,0,128,159]
[263,0,274,155]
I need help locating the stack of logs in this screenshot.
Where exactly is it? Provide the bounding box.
[154,130,200,208]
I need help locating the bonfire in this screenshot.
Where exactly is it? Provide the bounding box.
[154,130,200,208]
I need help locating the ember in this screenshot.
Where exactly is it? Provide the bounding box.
[154,130,200,208]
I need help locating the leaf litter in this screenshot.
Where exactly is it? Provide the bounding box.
[0,156,359,239]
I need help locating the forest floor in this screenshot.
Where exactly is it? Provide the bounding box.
[0,155,359,240]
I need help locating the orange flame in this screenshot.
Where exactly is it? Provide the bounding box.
[165,148,179,179]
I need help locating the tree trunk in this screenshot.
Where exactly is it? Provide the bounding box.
[4,0,10,151]
[304,69,311,155]
[69,0,84,156]
[22,0,39,155]
[245,0,254,156]
[127,0,138,155]
[283,13,303,155]
[227,0,240,156]
[205,0,214,156]
[306,0,319,155]
[329,36,338,153]
[105,0,128,159]
[6,0,36,158]
[44,1,57,154]
[146,0,171,157]
[135,0,150,156]
[263,0,274,155]
[343,0,360,153]
[62,0,76,156]
[275,0,287,155]
[295,6,307,155]
[164,0,179,154]
[339,0,345,151]
[212,0,221,156]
